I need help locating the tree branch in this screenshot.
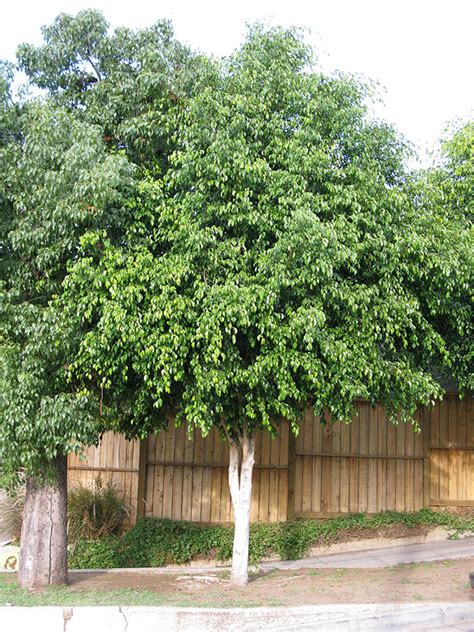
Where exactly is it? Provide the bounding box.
[84,54,102,81]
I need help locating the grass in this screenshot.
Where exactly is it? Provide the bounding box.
[0,574,283,608]
[1,559,471,608]
[0,575,167,607]
[411,593,426,601]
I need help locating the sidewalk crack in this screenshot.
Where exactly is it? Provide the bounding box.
[119,606,129,632]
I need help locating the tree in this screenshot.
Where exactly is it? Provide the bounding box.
[417,120,474,391]
[16,9,211,166]
[63,27,472,585]
[435,121,473,224]
[0,100,133,589]
[0,10,204,588]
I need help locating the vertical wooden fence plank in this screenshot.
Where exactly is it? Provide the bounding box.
[302,409,313,514]
[422,406,431,509]
[367,409,378,513]
[210,431,224,523]
[405,417,415,512]
[153,433,166,518]
[191,430,203,522]
[269,434,280,522]
[395,422,406,511]
[330,421,341,513]
[136,438,148,519]
[358,403,369,512]
[251,431,262,523]
[349,408,360,512]
[182,424,194,521]
[376,406,387,511]
[287,430,297,520]
[277,421,289,522]
[259,432,271,521]
[200,430,213,523]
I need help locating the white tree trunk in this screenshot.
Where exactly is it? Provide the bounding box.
[228,428,255,586]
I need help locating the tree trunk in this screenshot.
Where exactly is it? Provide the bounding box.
[18,455,68,589]
[228,428,255,586]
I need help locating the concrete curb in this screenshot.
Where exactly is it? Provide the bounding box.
[1,603,473,631]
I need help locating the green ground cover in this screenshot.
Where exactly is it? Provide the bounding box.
[69,510,474,569]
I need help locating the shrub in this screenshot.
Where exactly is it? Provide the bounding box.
[118,518,234,567]
[69,509,474,570]
[68,477,130,545]
[70,537,121,569]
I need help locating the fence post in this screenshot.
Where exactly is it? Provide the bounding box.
[136,438,148,520]
[287,429,297,521]
[422,407,431,509]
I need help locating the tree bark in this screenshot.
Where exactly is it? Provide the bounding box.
[228,427,255,586]
[18,455,68,589]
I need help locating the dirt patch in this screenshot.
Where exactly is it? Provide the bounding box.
[35,558,473,606]
[334,524,431,542]
[304,524,451,557]
[434,506,474,519]
[293,524,461,561]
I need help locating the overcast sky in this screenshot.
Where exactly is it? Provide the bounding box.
[1,0,472,164]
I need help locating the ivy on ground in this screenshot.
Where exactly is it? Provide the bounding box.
[69,510,474,569]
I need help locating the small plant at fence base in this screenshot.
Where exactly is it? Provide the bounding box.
[69,509,474,570]
[67,477,130,546]
[0,488,25,542]
[0,478,129,548]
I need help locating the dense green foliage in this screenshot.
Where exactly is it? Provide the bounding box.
[63,26,471,445]
[16,9,209,166]
[0,100,133,486]
[436,121,474,224]
[415,121,474,392]
[69,511,474,569]
[436,121,473,388]
[0,10,204,487]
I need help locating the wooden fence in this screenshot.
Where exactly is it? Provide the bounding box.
[68,394,473,525]
[68,433,141,526]
[293,403,425,517]
[427,396,473,509]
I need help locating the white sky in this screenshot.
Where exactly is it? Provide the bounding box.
[1,0,472,163]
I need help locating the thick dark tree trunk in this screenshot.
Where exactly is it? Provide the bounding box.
[228,427,255,586]
[18,455,68,589]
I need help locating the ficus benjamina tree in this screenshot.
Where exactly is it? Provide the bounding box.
[0,95,134,589]
[61,26,472,586]
[0,10,205,589]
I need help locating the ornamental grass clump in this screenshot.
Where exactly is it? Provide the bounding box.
[67,477,130,546]
[0,487,25,542]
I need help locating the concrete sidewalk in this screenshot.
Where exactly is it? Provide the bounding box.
[2,537,474,631]
[1,603,474,631]
[261,535,474,571]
